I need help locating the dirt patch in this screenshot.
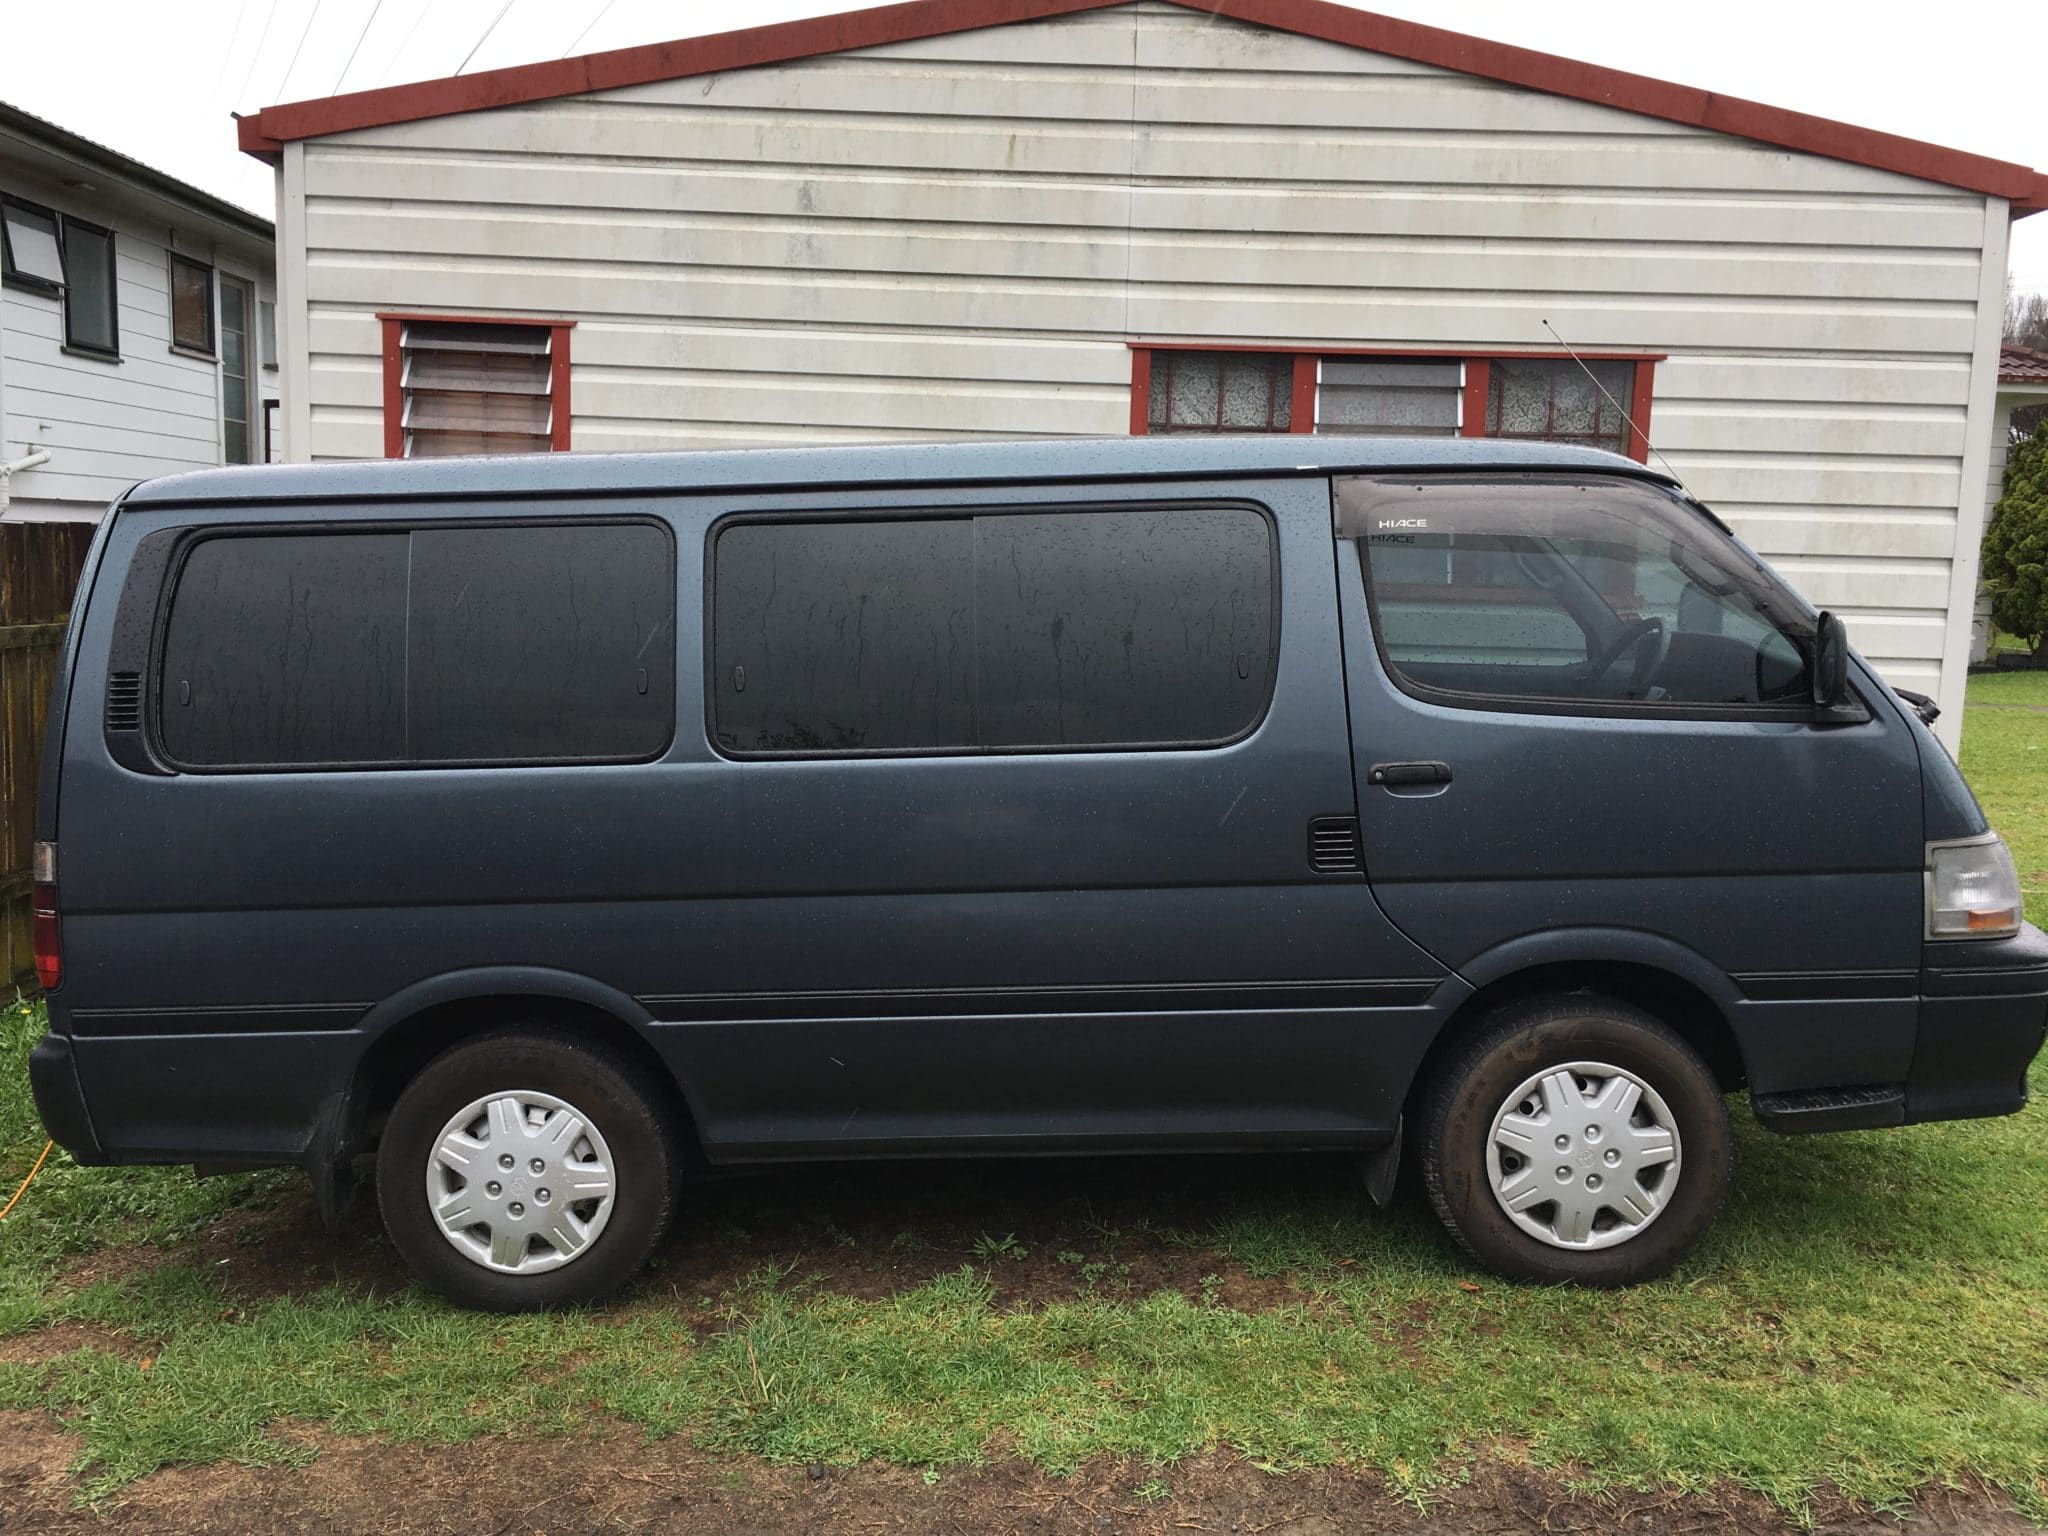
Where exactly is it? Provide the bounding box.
[0,1418,2034,1536]
[61,1153,1402,1317]
[0,1324,137,1367]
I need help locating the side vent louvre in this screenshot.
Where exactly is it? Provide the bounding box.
[1307,815,1362,875]
[104,672,143,733]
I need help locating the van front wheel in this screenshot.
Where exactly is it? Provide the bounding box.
[376,1028,679,1311]
[1417,996,1732,1287]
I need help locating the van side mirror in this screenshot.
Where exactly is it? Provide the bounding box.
[1809,611,1868,724]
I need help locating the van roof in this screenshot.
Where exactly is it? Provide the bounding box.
[122,435,1676,509]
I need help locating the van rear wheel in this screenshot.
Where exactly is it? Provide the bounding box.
[1417,995,1732,1287]
[376,1027,678,1311]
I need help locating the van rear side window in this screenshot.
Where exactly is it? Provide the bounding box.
[711,506,1274,755]
[159,522,675,769]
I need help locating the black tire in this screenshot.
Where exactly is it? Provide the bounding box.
[376,1027,680,1311]
[1417,993,1732,1287]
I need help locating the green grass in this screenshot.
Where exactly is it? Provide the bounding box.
[1,697,2046,1518]
[1965,670,2048,919]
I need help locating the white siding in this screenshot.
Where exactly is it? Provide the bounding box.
[1,161,279,517]
[291,0,2004,720]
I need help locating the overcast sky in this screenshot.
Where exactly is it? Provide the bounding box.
[5,0,2044,295]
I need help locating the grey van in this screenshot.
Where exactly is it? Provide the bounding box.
[27,437,2047,1309]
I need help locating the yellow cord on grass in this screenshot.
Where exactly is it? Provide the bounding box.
[0,1140,54,1221]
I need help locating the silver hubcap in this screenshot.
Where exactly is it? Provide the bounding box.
[1486,1060,1681,1251]
[426,1090,617,1274]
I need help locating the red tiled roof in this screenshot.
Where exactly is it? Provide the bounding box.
[2003,344,2048,384]
[234,0,2048,213]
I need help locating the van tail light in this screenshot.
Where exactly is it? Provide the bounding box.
[31,840,60,991]
[1926,833,2022,941]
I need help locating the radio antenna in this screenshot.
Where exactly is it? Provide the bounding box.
[1541,319,1693,493]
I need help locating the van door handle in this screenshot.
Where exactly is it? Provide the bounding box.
[1368,760,1452,787]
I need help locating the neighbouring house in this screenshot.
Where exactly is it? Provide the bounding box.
[1969,344,2048,663]
[2,102,280,522]
[234,0,2047,747]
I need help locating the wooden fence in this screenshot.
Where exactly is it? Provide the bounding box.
[3,522,92,992]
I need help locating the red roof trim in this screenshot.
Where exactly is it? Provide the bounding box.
[237,0,2048,210]
[2001,343,2048,385]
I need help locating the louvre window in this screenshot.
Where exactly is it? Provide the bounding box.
[1315,359,1461,436]
[400,320,556,457]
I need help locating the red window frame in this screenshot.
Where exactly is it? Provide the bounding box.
[1128,344,1661,465]
[377,311,575,458]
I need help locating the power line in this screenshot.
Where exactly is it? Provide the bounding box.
[210,0,256,102]
[455,0,518,75]
[561,0,616,58]
[334,0,387,94]
[378,0,438,87]
[231,0,282,108]
[275,0,327,103]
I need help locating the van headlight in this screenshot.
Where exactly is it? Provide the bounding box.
[1926,833,2023,940]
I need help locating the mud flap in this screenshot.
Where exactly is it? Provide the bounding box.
[1360,1115,1403,1206]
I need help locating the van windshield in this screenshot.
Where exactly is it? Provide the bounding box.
[1339,474,1812,710]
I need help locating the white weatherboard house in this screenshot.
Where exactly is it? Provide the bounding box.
[2,105,280,521]
[235,0,2047,748]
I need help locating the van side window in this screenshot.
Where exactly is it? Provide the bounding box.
[711,506,1274,755]
[159,523,674,769]
[1341,475,1811,712]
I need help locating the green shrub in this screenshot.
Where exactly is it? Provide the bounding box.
[1983,423,2048,657]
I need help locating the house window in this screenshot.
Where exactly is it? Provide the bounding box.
[1131,347,1656,463]
[1487,357,1635,456]
[1,196,65,293]
[169,253,215,355]
[258,298,277,370]
[383,316,572,457]
[1146,350,1293,433]
[219,275,254,464]
[59,218,118,357]
[1315,359,1461,436]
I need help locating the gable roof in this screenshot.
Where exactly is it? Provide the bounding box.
[236,0,2047,214]
[2003,344,2048,386]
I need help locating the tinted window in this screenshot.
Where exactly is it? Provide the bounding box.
[712,519,975,752]
[1343,476,1810,710]
[711,507,1274,755]
[161,534,408,767]
[160,523,675,769]
[974,509,1272,748]
[408,525,674,762]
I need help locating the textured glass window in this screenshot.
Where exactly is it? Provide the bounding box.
[1148,351,1292,433]
[161,524,675,769]
[1315,359,1460,436]
[1487,359,1634,454]
[713,508,1276,755]
[1344,475,1810,709]
[220,276,252,464]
